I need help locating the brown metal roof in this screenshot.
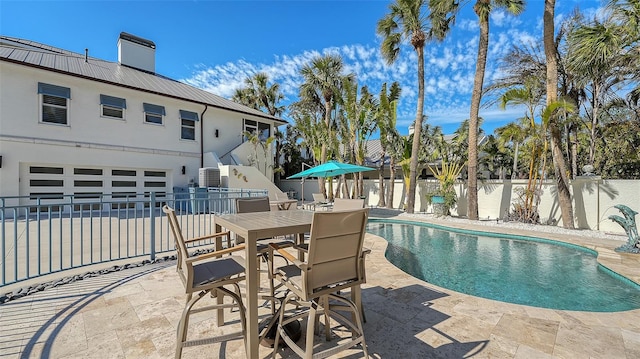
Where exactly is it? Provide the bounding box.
[0,35,287,125]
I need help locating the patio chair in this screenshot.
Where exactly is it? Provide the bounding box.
[332,197,365,211]
[309,193,332,211]
[293,204,370,323]
[269,208,369,359]
[235,196,298,310]
[234,197,297,253]
[162,205,247,359]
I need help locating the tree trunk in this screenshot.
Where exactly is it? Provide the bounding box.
[319,100,332,200]
[468,5,490,221]
[406,46,425,214]
[544,0,575,229]
[511,142,519,179]
[378,153,386,207]
[589,83,600,166]
[387,157,396,208]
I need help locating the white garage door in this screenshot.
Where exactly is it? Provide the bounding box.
[19,164,169,211]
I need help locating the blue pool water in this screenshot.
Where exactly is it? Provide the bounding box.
[367,220,640,312]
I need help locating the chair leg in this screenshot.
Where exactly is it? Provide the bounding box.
[351,285,366,323]
[272,293,289,359]
[322,296,331,341]
[176,290,207,359]
[218,286,248,353]
[305,301,319,359]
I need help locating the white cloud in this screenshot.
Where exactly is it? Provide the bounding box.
[181,15,540,135]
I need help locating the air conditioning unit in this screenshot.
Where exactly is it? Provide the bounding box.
[199,167,220,188]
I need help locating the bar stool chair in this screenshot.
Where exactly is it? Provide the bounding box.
[269,208,369,359]
[163,205,247,359]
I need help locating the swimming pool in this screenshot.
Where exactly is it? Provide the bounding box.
[367,220,640,312]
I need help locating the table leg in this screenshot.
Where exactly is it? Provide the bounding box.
[244,233,259,359]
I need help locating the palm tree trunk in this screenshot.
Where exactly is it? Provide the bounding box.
[545,0,575,228]
[511,142,519,179]
[319,101,332,200]
[468,6,490,221]
[589,83,600,166]
[387,157,396,208]
[378,153,386,207]
[406,46,425,214]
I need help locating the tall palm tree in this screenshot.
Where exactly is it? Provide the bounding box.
[495,121,527,179]
[232,72,286,183]
[377,0,433,214]
[545,0,575,229]
[299,54,352,199]
[336,78,376,199]
[375,82,402,207]
[430,0,525,220]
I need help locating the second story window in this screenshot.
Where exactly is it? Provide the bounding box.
[143,103,165,125]
[179,110,198,140]
[38,82,70,125]
[100,94,126,119]
[243,119,271,141]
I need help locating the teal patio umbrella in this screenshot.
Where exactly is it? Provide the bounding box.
[288,161,375,202]
[287,160,375,179]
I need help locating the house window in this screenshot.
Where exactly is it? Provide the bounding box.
[143,103,165,125]
[243,119,271,141]
[38,82,70,125]
[258,122,270,140]
[179,110,198,140]
[100,94,126,119]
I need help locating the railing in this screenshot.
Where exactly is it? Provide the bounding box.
[0,188,268,288]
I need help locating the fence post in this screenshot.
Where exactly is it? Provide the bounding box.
[150,192,156,261]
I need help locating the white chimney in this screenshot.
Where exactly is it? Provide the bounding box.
[117,32,155,73]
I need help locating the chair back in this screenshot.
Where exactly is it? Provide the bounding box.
[332,198,365,211]
[162,205,190,287]
[236,196,271,213]
[312,193,327,203]
[304,208,369,298]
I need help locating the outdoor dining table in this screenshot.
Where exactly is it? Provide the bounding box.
[215,209,314,359]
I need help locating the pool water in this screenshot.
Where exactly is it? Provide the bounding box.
[367,221,640,312]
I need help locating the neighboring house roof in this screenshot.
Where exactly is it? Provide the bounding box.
[0,35,287,125]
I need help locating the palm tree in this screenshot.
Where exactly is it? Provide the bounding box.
[386,129,404,208]
[299,54,352,199]
[232,72,286,183]
[545,0,575,229]
[377,0,433,214]
[375,82,402,207]
[430,0,525,220]
[335,78,376,199]
[495,121,527,179]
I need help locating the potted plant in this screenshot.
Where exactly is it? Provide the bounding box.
[426,159,465,216]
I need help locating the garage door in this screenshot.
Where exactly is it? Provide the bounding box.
[20,164,169,211]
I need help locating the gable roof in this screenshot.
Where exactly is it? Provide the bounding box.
[0,35,287,125]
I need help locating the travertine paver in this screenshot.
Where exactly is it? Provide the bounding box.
[2,213,640,358]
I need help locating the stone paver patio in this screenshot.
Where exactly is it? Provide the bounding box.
[1,212,639,358]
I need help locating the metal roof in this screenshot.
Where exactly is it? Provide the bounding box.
[0,35,287,125]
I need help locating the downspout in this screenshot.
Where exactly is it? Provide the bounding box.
[200,105,208,168]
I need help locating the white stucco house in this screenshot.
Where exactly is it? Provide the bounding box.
[0,33,287,203]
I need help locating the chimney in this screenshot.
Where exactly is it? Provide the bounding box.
[117,32,156,73]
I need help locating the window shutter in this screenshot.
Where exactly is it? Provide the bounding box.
[143,103,165,115]
[179,110,199,121]
[38,82,71,99]
[100,95,127,109]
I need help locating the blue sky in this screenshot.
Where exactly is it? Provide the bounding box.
[1,0,602,135]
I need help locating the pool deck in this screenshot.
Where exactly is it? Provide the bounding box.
[1,211,640,358]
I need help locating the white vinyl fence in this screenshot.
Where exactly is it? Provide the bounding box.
[280,177,640,234]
